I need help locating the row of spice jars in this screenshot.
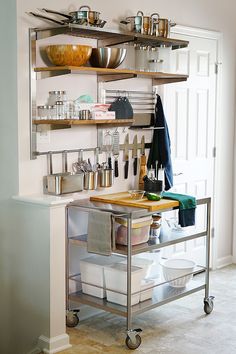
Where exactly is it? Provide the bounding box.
[37,91,92,120]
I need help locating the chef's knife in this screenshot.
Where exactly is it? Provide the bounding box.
[123,133,129,179]
[132,135,138,176]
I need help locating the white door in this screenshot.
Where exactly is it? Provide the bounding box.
[161,27,219,266]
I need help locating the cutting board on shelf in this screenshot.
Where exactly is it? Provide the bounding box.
[90,192,179,212]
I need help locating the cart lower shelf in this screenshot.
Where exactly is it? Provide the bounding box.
[69,279,205,317]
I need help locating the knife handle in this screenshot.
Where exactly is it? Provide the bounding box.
[124,161,129,179]
[114,159,119,177]
[108,156,112,169]
[133,157,138,176]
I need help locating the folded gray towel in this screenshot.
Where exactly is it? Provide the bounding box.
[87,210,112,256]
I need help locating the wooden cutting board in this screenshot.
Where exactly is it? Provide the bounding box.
[90,192,179,212]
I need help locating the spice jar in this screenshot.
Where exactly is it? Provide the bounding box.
[149,214,162,241]
[48,90,67,106]
[55,101,65,119]
[37,105,48,120]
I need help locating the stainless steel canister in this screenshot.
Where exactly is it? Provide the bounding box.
[84,171,98,190]
[99,168,113,187]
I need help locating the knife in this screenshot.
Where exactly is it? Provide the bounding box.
[123,133,129,179]
[141,135,145,156]
[132,135,138,176]
[139,135,147,189]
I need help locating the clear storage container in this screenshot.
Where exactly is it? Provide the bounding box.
[115,216,152,246]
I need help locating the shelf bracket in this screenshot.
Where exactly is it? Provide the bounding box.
[152,77,188,86]
[36,124,71,132]
[97,35,135,47]
[97,73,136,83]
[37,69,71,79]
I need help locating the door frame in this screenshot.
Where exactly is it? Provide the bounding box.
[171,25,223,270]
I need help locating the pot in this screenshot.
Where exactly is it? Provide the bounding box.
[73,5,100,24]
[155,18,176,38]
[43,6,100,25]
[121,11,144,33]
[28,8,105,27]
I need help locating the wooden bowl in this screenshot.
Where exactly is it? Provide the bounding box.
[45,44,92,66]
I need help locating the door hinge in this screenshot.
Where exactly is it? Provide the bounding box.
[211,227,215,238]
[213,146,216,158]
[215,62,222,75]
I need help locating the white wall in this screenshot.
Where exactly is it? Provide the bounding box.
[17,0,235,260]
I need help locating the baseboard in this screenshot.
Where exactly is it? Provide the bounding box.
[27,348,42,354]
[216,255,233,269]
[38,334,71,354]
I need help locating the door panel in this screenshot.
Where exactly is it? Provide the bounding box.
[161,32,217,265]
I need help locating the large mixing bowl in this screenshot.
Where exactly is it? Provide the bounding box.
[89,47,127,69]
[45,44,92,66]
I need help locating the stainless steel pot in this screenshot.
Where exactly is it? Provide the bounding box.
[121,11,144,33]
[29,7,105,27]
[73,5,100,24]
[155,18,176,37]
[99,168,113,188]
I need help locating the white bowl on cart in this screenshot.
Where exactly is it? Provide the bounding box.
[160,258,196,288]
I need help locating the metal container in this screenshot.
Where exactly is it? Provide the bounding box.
[84,171,98,190]
[99,168,113,187]
[43,152,84,195]
[43,172,84,195]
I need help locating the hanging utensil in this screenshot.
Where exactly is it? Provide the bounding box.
[123,133,129,179]
[132,135,138,176]
[104,130,112,169]
[112,129,120,178]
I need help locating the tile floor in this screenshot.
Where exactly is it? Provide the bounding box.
[58,265,236,354]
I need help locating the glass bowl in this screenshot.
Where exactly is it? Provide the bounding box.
[128,190,145,200]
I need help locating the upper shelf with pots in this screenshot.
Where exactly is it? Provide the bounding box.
[32,24,189,49]
[32,25,189,84]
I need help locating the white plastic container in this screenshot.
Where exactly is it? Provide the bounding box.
[104,263,143,306]
[80,255,125,298]
[121,256,154,279]
[160,258,196,288]
[140,279,155,302]
[134,251,161,279]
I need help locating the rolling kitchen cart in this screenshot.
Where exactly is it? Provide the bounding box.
[65,195,214,349]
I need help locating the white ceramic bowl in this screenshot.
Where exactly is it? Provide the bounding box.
[160,258,196,288]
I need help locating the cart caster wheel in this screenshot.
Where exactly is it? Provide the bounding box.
[204,296,214,315]
[66,312,79,328]
[125,334,142,350]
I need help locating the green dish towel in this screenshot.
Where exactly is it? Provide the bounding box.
[162,192,196,227]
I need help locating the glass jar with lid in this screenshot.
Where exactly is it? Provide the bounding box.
[48,90,67,106]
[148,47,163,72]
[55,101,65,120]
[37,105,48,120]
[135,44,148,71]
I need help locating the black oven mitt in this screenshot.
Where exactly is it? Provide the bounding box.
[108,96,133,119]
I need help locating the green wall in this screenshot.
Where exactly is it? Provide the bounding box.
[0,0,19,353]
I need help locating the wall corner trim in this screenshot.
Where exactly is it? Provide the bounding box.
[216,255,233,269]
[38,334,71,354]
